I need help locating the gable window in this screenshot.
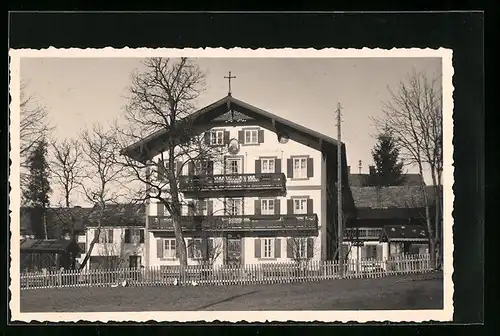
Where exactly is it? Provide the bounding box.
[261,199,275,215]
[293,198,308,214]
[262,238,275,258]
[244,129,258,144]
[261,158,275,173]
[164,239,176,259]
[293,157,308,178]
[210,130,224,146]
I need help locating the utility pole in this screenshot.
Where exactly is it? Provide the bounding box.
[336,102,344,278]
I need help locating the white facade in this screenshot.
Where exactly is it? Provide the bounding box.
[80,226,145,269]
[145,121,328,267]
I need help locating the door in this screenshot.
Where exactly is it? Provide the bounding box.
[226,236,242,266]
[129,255,141,269]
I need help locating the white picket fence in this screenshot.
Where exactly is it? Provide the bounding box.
[20,253,432,290]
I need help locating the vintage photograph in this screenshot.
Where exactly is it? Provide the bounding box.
[9,48,453,322]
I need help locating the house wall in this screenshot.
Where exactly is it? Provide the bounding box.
[146,123,327,266]
[82,227,145,269]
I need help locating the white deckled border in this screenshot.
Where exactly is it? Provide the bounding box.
[8,47,454,323]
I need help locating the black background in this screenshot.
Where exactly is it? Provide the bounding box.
[5,10,485,334]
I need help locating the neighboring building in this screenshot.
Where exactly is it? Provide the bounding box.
[82,204,146,270]
[20,238,81,272]
[122,94,355,267]
[347,165,423,187]
[344,185,433,262]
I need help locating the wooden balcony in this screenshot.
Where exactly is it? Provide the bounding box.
[178,173,287,197]
[148,214,318,232]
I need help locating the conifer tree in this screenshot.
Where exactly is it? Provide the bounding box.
[366,129,405,187]
[23,138,52,239]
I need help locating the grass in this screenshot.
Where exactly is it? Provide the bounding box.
[20,272,443,312]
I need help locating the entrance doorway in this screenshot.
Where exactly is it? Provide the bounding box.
[226,234,242,267]
[129,255,141,269]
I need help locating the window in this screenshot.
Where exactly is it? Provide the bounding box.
[262,238,275,258]
[293,157,308,178]
[261,199,275,215]
[190,238,203,259]
[365,245,377,259]
[244,129,258,144]
[194,200,208,216]
[227,199,242,216]
[295,238,307,259]
[98,229,113,243]
[227,159,241,174]
[210,130,224,145]
[261,158,275,173]
[293,198,308,214]
[164,239,176,259]
[125,229,145,244]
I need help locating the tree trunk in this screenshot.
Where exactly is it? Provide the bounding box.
[418,163,437,270]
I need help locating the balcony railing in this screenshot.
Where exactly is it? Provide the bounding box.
[148,214,318,232]
[178,173,286,193]
[344,228,383,240]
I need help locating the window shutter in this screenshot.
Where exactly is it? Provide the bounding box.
[157,239,164,258]
[287,159,293,178]
[204,132,211,146]
[307,199,313,215]
[238,130,244,143]
[287,199,293,214]
[274,199,281,215]
[258,129,264,143]
[157,160,165,180]
[157,202,164,216]
[224,131,230,145]
[188,202,194,216]
[255,160,261,174]
[124,229,131,243]
[254,239,261,258]
[207,239,214,259]
[188,239,194,258]
[177,160,183,176]
[139,229,145,243]
[275,159,281,174]
[376,244,383,261]
[108,229,113,243]
[188,161,195,175]
[207,200,214,216]
[307,158,314,177]
[307,238,314,259]
[254,199,261,216]
[360,246,367,260]
[287,238,294,258]
[274,239,281,258]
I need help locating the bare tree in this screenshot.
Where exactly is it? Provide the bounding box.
[20,80,54,201]
[49,138,86,245]
[116,57,226,269]
[372,70,443,269]
[78,124,131,270]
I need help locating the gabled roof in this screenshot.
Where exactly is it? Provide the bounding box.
[348,173,423,187]
[350,186,426,209]
[380,225,428,242]
[121,95,343,163]
[20,239,81,253]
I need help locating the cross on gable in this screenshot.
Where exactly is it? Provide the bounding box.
[224,71,236,95]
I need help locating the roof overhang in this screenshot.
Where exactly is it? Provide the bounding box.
[121,95,343,163]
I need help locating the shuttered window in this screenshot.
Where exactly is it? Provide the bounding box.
[164,239,176,259]
[261,199,275,215]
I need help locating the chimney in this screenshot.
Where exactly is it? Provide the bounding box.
[369,165,375,175]
[347,166,351,175]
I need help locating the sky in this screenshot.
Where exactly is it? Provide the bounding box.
[20,56,442,206]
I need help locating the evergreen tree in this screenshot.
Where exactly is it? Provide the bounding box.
[22,138,52,239]
[366,129,405,187]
